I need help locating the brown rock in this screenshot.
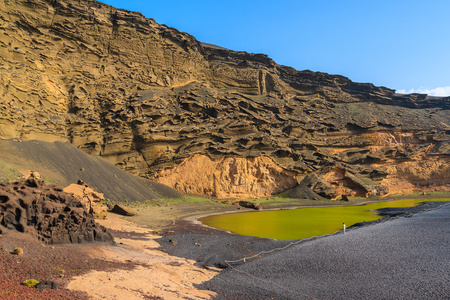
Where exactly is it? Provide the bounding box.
[18,170,41,180]
[300,174,339,199]
[12,248,23,256]
[63,182,108,219]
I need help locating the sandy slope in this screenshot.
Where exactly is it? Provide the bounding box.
[0,139,181,203]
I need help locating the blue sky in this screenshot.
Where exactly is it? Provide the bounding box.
[100,0,450,96]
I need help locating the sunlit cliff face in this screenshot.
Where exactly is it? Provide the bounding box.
[1,0,448,199]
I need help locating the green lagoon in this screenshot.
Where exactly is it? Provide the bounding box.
[200,199,449,240]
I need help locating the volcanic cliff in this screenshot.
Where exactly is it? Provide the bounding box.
[1,0,449,199]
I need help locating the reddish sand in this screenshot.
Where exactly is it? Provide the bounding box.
[0,213,218,300]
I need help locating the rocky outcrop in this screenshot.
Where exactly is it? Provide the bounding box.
[153,155,298,199]
[280,182,326,201]
[321,167,389,198]
[63,180,108,219]
[18,170,42,180]
[374,156,450,195]
[0,179,113,244]
[0,0,448,199]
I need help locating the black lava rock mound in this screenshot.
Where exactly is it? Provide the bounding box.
[0,179,113,244]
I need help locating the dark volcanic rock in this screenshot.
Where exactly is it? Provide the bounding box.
[111,204,137,216]
[0,179,113,244]
[35,280,61,290]
[238,201,262,210]
[281,182,326,200]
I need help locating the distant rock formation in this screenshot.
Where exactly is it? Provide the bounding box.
[0,179,113,244]
[0,0,448,199]
[281,182,326,201]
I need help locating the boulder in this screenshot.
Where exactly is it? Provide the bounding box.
[238,201,262,210]
[63,180,108,219]
[12,248,24,255]
[35,280,61,290]
[340,195,349,202]
[111,204,137,216]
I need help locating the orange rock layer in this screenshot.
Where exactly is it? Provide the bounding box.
[153,155,297,199]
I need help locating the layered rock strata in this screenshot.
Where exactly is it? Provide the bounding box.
[0,0,449,198]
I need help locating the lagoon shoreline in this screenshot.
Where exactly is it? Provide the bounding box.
[197,202,450,299]
[156,201,449,268]
[157,200,450,299]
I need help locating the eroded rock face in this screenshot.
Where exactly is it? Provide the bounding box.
[375,156,450,195]
[0,179,113,244]
[153,155,297,199]
[0,0,449,198]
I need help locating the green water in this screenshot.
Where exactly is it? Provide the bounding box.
[200,199,449,240]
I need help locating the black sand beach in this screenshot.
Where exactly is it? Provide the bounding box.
[159,202,450,299]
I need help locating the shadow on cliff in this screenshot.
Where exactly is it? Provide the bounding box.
[0,139,181,203]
